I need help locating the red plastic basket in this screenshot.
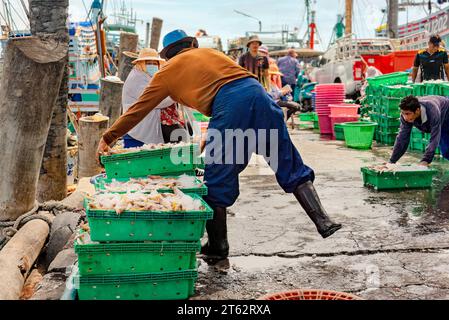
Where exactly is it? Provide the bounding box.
[318,115,332,135]
[259,289,363,301]
[330,115,360,137]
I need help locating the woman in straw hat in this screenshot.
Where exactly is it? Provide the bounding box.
[121,47,187,148]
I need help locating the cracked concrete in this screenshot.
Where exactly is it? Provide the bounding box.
[194,129,449,300]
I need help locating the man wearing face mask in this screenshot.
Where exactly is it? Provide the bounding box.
[121,48,187,148]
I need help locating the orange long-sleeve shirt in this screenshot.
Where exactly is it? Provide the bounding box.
[103,48,255,145]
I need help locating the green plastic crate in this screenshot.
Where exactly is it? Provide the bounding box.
[366,72,409,88]
[361,166,438,191]
[369,112,380,123]
[372,104,383,114]
[101,144,199,179]
[341,122,378,149]
[379,127,399,134]
[440,84,449,96]
[409,139,427,152]
[378,131,398,145]
[377,131,398,146]
[85,194,213,242]
[378,115,400,128]
[75,269,198,300]
[366,95,374,105]
[381,85,413,98]
[381,97,401,117]
[412,83,426,96]
[299,112,316,122]
[75,240,200,276]
[411,127,424,139]
[424,82,442,96]
[92,175,207,196]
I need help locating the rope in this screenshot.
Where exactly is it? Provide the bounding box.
[0,201,80,250]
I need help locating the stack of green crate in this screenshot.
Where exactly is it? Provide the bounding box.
[423,133,442,155]
[74,144,213,300]
[373,85,411,146]
[408,127,425,152]
[365,73,409,146]
[408,128,442,155]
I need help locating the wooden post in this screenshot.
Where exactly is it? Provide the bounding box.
[78,115,109,179]
[30,0,70,203]
[118,51,138,81]
[0,220,50,300]
[119,32,138,63]
[99,77,124,127]
[145,22,150,48]
[150,18,163,51]
[0,37,67,221]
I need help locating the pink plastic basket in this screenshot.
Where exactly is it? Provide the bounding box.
[330,104,360,117]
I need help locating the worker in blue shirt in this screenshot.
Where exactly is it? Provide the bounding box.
[390,96,449,166]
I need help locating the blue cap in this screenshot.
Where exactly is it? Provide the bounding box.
[163,30,189,48]
[160,29,195,59]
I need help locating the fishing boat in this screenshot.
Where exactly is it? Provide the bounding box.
[104,0,141,57]
[396,6,449,51]
[68,21,101,113]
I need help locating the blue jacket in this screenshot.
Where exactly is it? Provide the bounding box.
[390,96,449,164]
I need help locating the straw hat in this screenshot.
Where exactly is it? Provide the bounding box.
[247,35,263,47]
[132,48,165,64]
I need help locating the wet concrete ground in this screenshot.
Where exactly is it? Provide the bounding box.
[193,129,449,300]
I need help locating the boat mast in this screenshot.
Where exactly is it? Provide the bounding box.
[388,0,399,39]
[345,0,353,36]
